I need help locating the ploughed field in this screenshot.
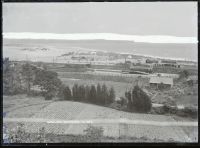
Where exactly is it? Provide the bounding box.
[3,95,197,142]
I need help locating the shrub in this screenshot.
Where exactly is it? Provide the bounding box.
[163,104,178,114]
[6,123,29,143]
[150,106,165,115]
[117,97,128,107]
[109,101,122,110]
[178,70,189,79]
[5,123,46,143]
[83,125,104,142]
[44,91,54,100]
[177,106,198,119]
[126,85,152,113]
[27,90,42,97]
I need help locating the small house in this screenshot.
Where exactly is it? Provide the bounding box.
[149,76,173,89]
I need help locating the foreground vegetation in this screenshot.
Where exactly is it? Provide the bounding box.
[3,123,179,143]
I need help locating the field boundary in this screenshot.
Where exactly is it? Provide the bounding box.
[4,118,198,127]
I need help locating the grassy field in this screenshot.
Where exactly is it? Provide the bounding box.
[3,95,53,118]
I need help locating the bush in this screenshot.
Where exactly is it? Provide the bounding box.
[163,104,178,114]
[177,106,198,119]
[109,101,122,110]
[4,123,46,143]
[117,97,128,107]
[44,92,54,100]
[178,70,189,79]
[150,106,165,115]
[83,125,104,142]
[27,90,42,97]
[126,85,152,113]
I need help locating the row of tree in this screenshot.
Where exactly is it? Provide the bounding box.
[60,83,115,106]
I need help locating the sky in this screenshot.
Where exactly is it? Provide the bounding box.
[3,2,198,37]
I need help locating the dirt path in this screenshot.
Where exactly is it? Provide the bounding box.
[4,117,198,127]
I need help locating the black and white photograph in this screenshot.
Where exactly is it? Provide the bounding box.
[2,1,198,143]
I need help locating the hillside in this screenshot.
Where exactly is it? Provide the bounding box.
[3,95,197,142]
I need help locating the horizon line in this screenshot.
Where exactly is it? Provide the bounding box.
[3,32,198,44]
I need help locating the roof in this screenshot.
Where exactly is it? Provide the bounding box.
[149,76,173,85]
[130,65,152,70]
[161,60,177,64]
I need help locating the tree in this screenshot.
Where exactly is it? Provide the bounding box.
[125,90,132,109]
[3,58,14,94]
[21,63,36,95]
[89,85,97,103]
[96,83,102,104]
[72,84,79,101]
[84,85,90,101]
[34,69,62,100]
[78,85,86,102]
[108,87,115,104]
[3,59,24,95]
[126,85,152,113]
[101,84,108,105]
[63,86,72,100]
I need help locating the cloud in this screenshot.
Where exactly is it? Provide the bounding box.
[3,32,198,44]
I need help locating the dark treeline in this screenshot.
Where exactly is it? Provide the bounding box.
[60,83,115,106]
